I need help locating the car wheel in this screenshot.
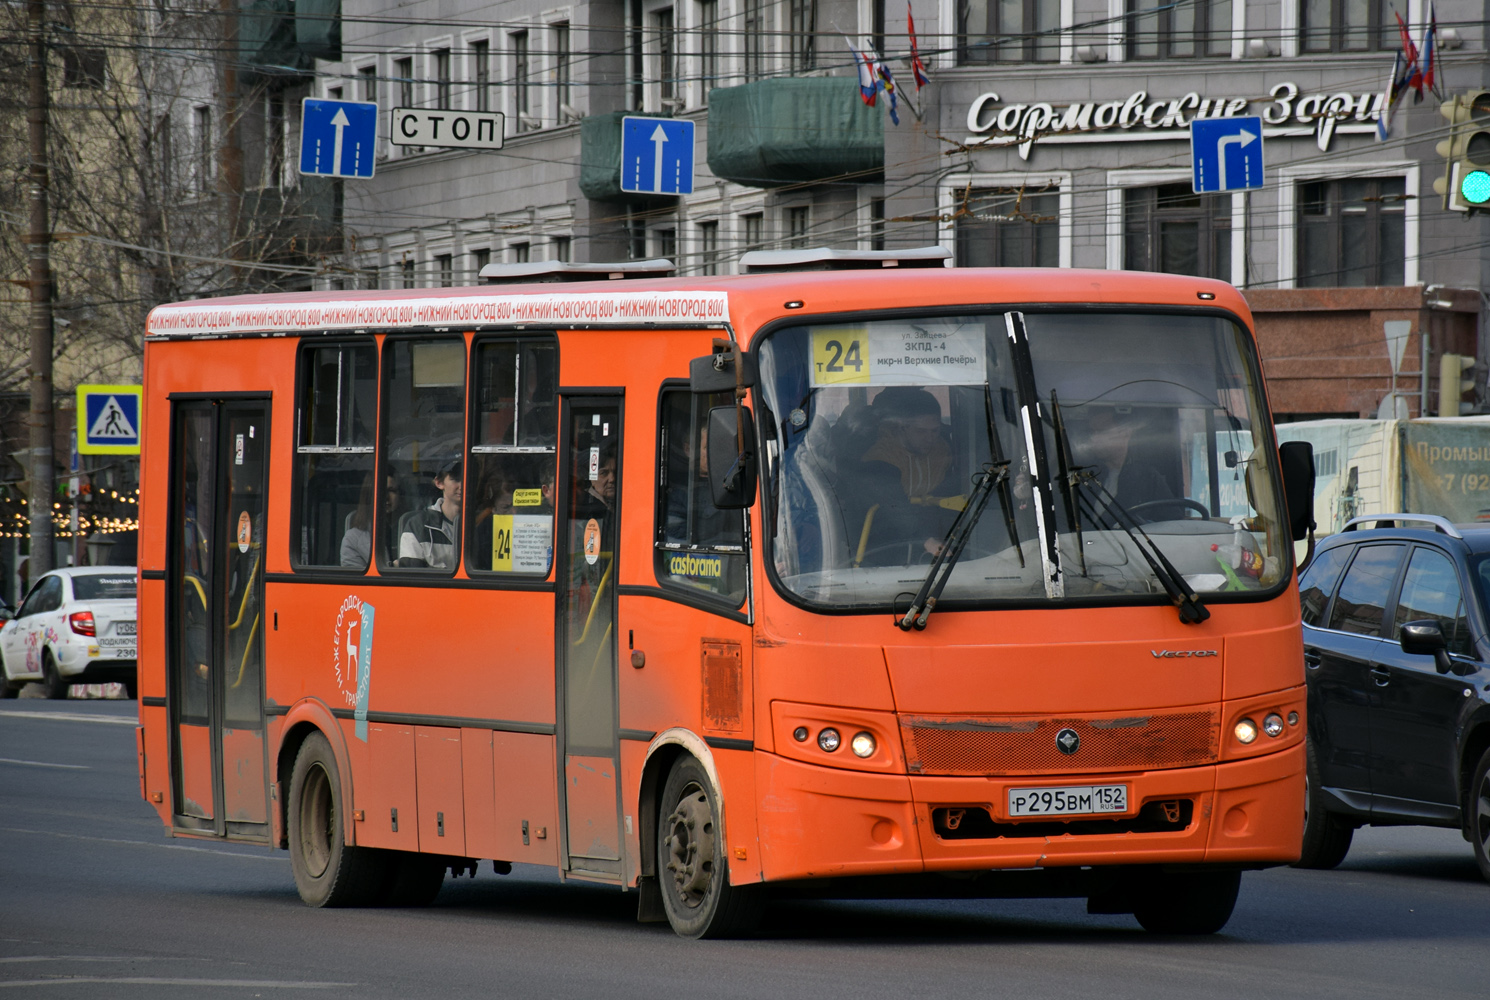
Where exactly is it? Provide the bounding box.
[39,650,67,700]
[1295,739,1354,870]
[287,732,388,907]
[1132,869,1242,935]
[657,755,762,939]
[124,679,137,700]
[0,657,19,699]
[1471,745,1490,885]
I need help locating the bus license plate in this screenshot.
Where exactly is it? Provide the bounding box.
[1008,784,1128,818]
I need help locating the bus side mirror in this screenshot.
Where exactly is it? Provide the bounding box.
[1279,441,1316,542]
[707,405,757,509]
[689,351,757,394]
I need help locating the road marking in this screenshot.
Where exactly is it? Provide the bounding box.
[0,827,287,862]
[0,710,135,726]
[0,758,88,770]
[0,978,355,989]
[0,957,206,964]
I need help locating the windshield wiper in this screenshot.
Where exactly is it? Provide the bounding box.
[896,385,1022,631]
[1048,389,1087,578]
[1069,472,1211,625]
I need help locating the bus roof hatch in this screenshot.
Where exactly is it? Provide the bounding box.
[738,246,951,274]
[480,259,676,283]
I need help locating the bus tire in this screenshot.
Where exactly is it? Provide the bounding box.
[39,651,67,700]
[287,732,385,907]
[380,851,445,907]
[1295,740,1353,870]
[1132,869,1240,935]
[657,755,761,939]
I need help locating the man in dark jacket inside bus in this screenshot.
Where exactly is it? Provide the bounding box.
[397,459,462,568]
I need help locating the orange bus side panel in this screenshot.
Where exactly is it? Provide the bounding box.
[754,753,922,883]
[221,726,268,824]
[564,755,619,860]
[415,727,465,856]
[177,723,214,820]
[711,747,762,885]
[1222,625,1306,701]
[489,731,560,865]
[618,597,753,742]
[460,728,498,860]
[358,723,419,851]
[752,642,895,720]
[619,740,647,884]
[140,704,171,827]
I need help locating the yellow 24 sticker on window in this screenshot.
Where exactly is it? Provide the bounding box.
[812,329,870,386]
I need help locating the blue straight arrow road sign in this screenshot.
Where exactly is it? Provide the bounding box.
[300,98,378,179]
[620,116,695,195]
[1191,116,1264,194]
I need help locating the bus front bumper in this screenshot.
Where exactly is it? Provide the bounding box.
[752,742,1303,884]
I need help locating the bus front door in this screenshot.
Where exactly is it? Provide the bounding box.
[167,398,271,841]
[555,395,624,880]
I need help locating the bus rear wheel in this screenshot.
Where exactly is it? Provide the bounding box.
[657,756,761,939]
[1132,869,1241,935]
[287,732,386,907]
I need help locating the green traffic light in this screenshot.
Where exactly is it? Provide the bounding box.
[1462,169,1490,204]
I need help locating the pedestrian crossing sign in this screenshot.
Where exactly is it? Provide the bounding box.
[77,384,142,455]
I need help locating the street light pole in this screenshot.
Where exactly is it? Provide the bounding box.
[26,0,55,577]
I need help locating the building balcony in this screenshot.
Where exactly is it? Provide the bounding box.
[240,0,339,76]
[706,77,883,189]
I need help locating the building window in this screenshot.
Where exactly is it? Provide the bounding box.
[1297,177,1406,287]
[656,227,678,261]
[512,32,532,130]
[552,236,571,262]
[955,189,1058,267]
[743,212,764,251]
[396,57,414,107]
[958,0,1059,64]
[871,0,887,53]
[436,253,454,286]
[293,343,377,569]
[265,92,285,187]
[629,218,648,259]
[787,206,809,249]
[553,24,572,114]
[1124,184,1230,280]
[789,0,816,71]
[472,247,491,277]
[433,49,452,109]
[62,47,107,88]
[869,197,886,250]
[1127,0,1231,58]
[472,40,490,112]
[401,258,416,288]
[194,105,213,192]
[655,8,676,104]
[743,0,765,80]
[361,269,380,290]
[358,65,377,104]
[698,1,718,96]
[698,221,719,274]
[1301,0,1393,53]
[511,242,531,263]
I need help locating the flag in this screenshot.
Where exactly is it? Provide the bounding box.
[1422,4,1441,99]
[875,56,901,126]
[1378,51,1408,140]
[908,3,930,90]
[845,36,877,106]
[1396,11,1424,102]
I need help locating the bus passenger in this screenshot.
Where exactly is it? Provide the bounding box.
[396,459,462,568]
[1080,405,1175,523]
[339,473,375,569]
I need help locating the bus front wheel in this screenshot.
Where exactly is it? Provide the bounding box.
[287,732,386,907]
[657,756,761,939]
[1132,869,1241,935]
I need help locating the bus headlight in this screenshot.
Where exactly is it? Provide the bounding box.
[818,728,841,752]
[1234,718,1258,744]
[1263,713,1285,738]
[850,732,876,758]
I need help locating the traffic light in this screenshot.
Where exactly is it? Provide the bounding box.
[1433,92,1490,214]
[1439,353,1476,415]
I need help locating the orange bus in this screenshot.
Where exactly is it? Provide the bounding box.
[135,249,1317,937]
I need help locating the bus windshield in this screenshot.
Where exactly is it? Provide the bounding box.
[758,310,1289,611]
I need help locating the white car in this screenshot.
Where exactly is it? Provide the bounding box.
[0,568,137,699]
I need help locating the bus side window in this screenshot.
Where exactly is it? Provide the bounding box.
[654,387,747,606]
[468,338,558,575]
[293,342,377,570]
[379,338,466,573]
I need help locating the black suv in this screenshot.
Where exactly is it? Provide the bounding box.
[1295,514,1490,881]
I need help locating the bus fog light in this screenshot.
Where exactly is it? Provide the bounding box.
[1234,718,1258,744]
[850,732,876,758]
[1287,711,1299,727]
[793,726,809,742]
[1263,713,1285,738]
[818,728,841,752]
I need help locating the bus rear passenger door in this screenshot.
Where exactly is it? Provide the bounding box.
[555,395,624,879]
[167,398,271,841]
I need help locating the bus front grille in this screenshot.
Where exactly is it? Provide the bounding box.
[900,709,1220,775]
